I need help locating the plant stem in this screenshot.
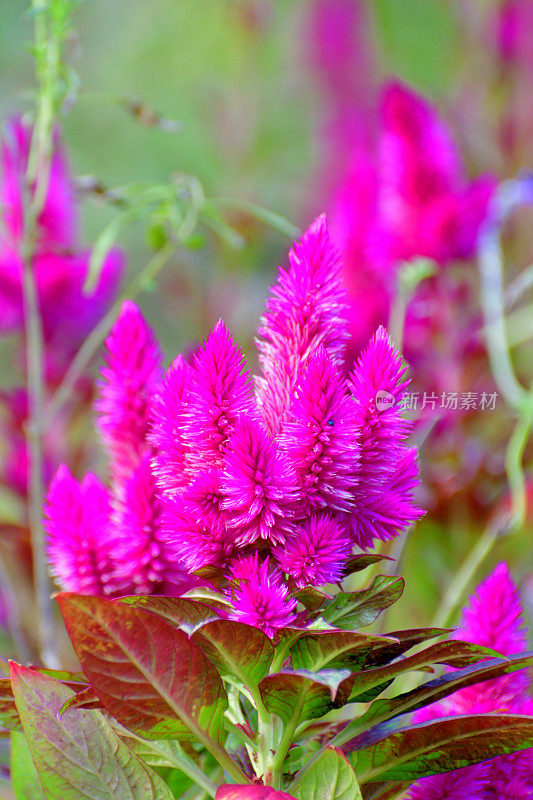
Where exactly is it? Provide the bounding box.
[22,0,66,667]
[207,197,300,240]
[43,241,176,427]
[431,510,511,629]
[268,714,298,790]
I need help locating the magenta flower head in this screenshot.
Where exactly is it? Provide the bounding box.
[408,563,533,799]
[0,117,124,347]
[229,553,297,637]
[347,326,423,547]
[150,354,192,494]
[97,300,162,487]
[222,415,300,546]
[256,213,350,433]
[274,512,353,588]
[44,465,116,596]
[162,470,236,572]
[183,319,253,470]
[112,454,191,595]
[281,348,359,514]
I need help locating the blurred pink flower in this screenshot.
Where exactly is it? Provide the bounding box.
[328,82,496,356]
[0,117,124,351]
[408,563,533,799]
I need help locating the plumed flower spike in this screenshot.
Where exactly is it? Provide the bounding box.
[44,465,117,596]
[256,214,350,433]
[161,486,236,573]
[222,415,300,546]
[229,553,297,637]
[112,454,191,595]
[97,300,162,487]
[275,512,353,588]
[347,327,422,547]
[150,354,191,495]
[183,319,253,470]
[453,561,530,704]
[408,563,533,799]
[281,348,359,513]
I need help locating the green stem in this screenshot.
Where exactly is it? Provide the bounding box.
[268,714,299,790]
[506,405,533,528]
[207,197,300,240]
[431,510,511,629]
[22,0,68,667]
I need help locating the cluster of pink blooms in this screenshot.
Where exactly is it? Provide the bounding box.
[0,118,123,499]
[44,214,422,637]
[408,562,533,799]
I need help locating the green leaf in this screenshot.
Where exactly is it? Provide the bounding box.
[363,628,450,668]
[291,747,362,800]
[340,651,533,744]
[347,640,501,703]
[322,577,405,630]
[56,593,246,783]
[10,663,174,800]
[351,713,533,782]
[120,595,219,635]
[360,782,409,800]
[191,619,274,686]
[259,669,351,725]
[290,631,397,673]
[10,730,45,800]
[343,555,394,575]
[84,216,124,292]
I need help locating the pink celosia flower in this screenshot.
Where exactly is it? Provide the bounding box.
[97,300,162,488]
[347,327,423,547]
[328,83,496,358]
[274,512,353,588]
[408,563,533,799]
[112,454,191,595]
[183,319,253,469]
[222,415,300,546]
[0,118,123,348]
[281,348,359,514]
[150,355,191,494]
[256,214,350,433]
[229,553,297,637]
[44,465,117,596]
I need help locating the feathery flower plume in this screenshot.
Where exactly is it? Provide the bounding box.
[274,512,353,587]
[222,415,300,546]
[183,320,253,469]
[281,348,359,513]
[44,465,117,596]
[150,355,191,494]
[112,454,190,595]
[97,300,162,487]
[408,563,533,799]
[162,491,235,573]
[229,553,298,637]
[347,327,422,547]
[256,214,350,433]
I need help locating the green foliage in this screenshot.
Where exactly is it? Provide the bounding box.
[5,563,533,798]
